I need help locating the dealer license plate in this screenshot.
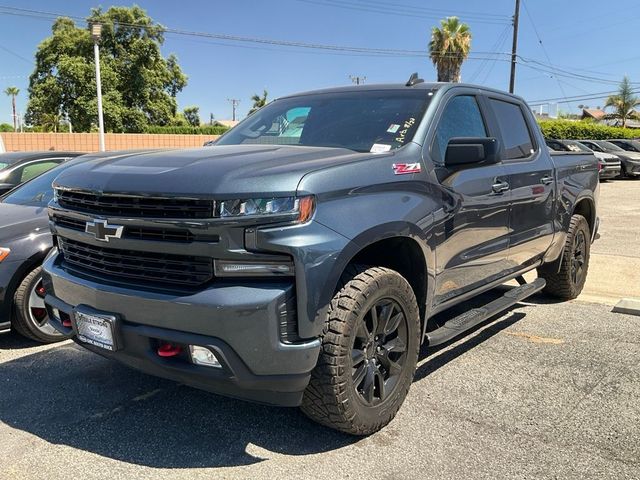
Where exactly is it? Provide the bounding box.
[75,310,116,351]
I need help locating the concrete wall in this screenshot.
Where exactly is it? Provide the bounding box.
[0,132,220,153]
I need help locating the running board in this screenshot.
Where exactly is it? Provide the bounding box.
[426,277,546,347]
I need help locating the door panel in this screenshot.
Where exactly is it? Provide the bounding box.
[504,156,555,267]
[487,97,554,268]
[432,165,511,304]
[426,93,512,305]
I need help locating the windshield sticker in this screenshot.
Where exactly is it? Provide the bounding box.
[387,124,400,133]
[395,117,416,144]
[370,143,392,153]
[393,162,421,175]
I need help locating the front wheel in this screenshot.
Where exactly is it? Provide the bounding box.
[538,214,590,300]
[12,266,69,343]
[301,266,420,435]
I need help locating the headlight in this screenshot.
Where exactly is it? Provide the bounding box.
[0,247,10,262]
[219,195,315,222]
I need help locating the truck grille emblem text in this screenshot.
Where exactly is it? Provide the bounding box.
[85,219,124,242]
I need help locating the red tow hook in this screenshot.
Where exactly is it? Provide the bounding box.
[157,343,182,357]
[60,313,72,328]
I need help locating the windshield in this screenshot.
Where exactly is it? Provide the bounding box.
[598,141,625,152]
[563,140,591,153]
[2,162,71,206]
[216,89,433,153]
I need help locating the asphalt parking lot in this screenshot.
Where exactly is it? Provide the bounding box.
[1,181,639,480]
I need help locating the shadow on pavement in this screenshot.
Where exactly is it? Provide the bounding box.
[0,287,538,469]
[0,330,45,350]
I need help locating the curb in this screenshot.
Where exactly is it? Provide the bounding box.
[612,298,640,317]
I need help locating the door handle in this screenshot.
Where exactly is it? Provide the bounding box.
[491,179,510,194]
[540,175,554,185]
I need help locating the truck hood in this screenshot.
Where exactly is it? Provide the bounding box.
[592,151,620,161]
[617,151,640,161]
[52,145,381,197]
[0,202,49,243]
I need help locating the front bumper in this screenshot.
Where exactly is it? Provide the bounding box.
[42,251,321,406]
[599,166,620,179]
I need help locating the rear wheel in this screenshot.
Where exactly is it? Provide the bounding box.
[538,214,590,300]
[12,266,68,343]
[301,266,420,435]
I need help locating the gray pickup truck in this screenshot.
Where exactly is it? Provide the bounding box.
[43,77,599,435]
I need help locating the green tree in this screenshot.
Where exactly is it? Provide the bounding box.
[183,106,200,127]
[4,86,19,131]
[249,89,268,115]
[604,76,640,128]
[25,6,188,133]
[428,17,471,83]
[0,122,13,132]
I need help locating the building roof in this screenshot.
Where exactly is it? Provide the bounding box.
[212,120,239,128]
[582,108,606,120]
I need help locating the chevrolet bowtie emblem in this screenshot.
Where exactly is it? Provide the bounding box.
[85,219,124,242]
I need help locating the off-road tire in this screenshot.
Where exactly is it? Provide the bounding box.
[12,266,67,343]
[538,214,590,300]
[301,266,420,435]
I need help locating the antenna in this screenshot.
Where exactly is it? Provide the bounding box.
[406,72,424,87]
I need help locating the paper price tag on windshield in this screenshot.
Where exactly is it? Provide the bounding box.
[370,144,392,153]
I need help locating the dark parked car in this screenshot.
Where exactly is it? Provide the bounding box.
[0,151,81,195]
[580,140,640,178]
[43,80,599,434]
[545,139,621,180]
[0,155,96,343]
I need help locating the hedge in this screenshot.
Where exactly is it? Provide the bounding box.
[142,125,229,135]
[537,119,637,140]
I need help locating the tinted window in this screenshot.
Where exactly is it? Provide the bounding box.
[20,160,61,182]
[546,140,566,151]
[2,158,84,207]
[217,90,432,153]
[433,95,487,163]
[490,99,534,160]
[581,141,603,152]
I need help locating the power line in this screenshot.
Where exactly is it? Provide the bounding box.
[0,5,512,59]
[527,88,637,106]
[296,0,510,24]
[521,0,568,104]
[0,44,32,64]
[467,24,511,84]
[318,0,511,20]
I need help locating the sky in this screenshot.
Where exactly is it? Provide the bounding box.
[2,0,640,125]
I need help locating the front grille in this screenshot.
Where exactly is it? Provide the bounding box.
[52,215,196,243]
[58,238,213,287]
[56,190,214,219]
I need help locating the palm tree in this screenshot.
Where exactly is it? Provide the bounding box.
[41,112,62,133]
[428,17,471,83]
[4,86,19,131]
[249,90,268,115]
[603,76,640,128]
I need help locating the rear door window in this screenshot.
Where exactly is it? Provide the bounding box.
[489,99,535,160]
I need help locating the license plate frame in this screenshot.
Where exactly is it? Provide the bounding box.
[74,308,119,351]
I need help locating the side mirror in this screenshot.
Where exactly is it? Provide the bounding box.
[445,137,501,167]
[0,184,14,195]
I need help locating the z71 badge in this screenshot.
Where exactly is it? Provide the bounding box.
[393,163,421,175]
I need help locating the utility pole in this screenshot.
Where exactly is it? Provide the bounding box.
[349,75,366,85]
[91,22,105,151]
[509,0,521,94]
[227,98,240,121]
